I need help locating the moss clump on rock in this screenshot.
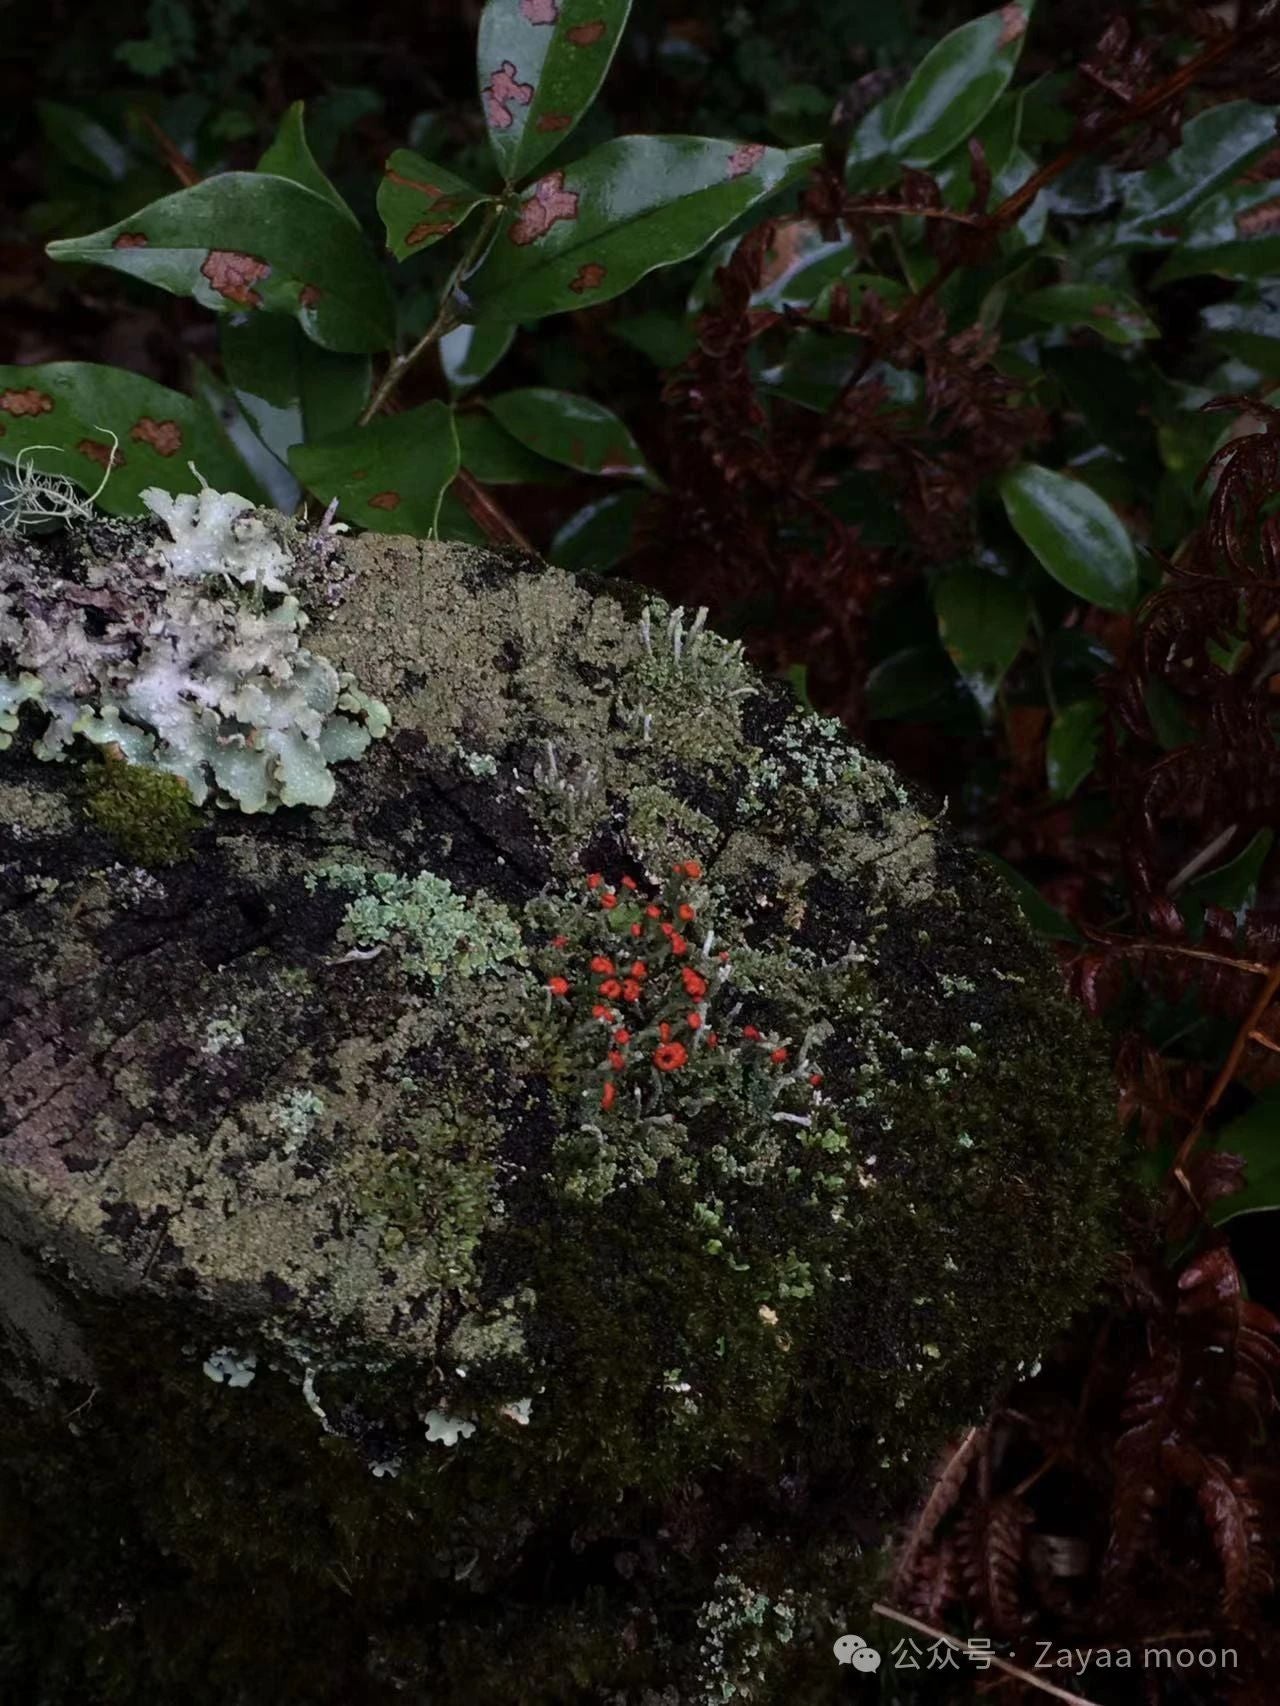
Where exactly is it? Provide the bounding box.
[0,521,1121,1705]
[83,754,200,866]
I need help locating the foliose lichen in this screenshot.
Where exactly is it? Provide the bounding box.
[0,480,389,811]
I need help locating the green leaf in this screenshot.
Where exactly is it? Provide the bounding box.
[220,315,370,466]
[47,173,395,355]
[1000,463,1139,612]
[1018,282,1158,345]
[1144,676,1196,751]
[37,102,129,183]
[1116,102,1279,241]
[1207,1087,1280,1226]
[487,387,660,484]
[881,3,1033,167]
[258,101,358,224]
[477,0,632,183]
[0,360,262,515]
[1046,697,1101,799]
[464,135,818,321]
[1203,288,1280,368]
[933,567,1029,713]
[608,312,698,368]
[439,321,516,391]
[1191,829,1274,913]
[866,645,956,720]
[1153,180,1280,285]
[455,412,566,484]
[548,487,646,572]
[377,150,492,259]
[982,853,1081,943]
[289,402,461,536]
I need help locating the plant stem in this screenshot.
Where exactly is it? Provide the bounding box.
[358,204,502,427]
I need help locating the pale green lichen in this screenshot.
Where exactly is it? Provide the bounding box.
[316,864,526,985]
[0,481,388,810]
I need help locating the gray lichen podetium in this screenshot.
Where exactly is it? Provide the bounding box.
[0,482,389,811]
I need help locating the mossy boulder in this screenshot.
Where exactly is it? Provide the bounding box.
[0,519,1120,1704]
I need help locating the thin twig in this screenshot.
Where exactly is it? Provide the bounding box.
[358,203,502,426]
[1174,958,1280,1180]
[133,110,202,187]
[870,1602,1100,1706]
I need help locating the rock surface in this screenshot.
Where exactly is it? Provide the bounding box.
[0,516,1119,1704]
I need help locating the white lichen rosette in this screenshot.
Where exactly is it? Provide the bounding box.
[0,480,389,811]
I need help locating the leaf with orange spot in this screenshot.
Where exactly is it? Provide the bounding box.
[47,173,394,353]
[0,361,261,515]
[477,0,632,182]
[377,151,492,259]
[488,387,661,486]
[466,135,816,321]
[290,402,461,538]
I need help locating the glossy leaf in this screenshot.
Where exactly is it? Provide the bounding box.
[191,360,301,514]
[1191,829,1274,913]
[548,488,646,572]
[1019,283,1158,345]
[463,135,818,321]
[1153,180,1280,285]
[46,173,395,354]
[0,360,262,515]
[1000,462,1139,611]
[1046,697,1101,799]
[220,314,370,466]
[377,150,492,258]
[983,853,1081,943]
[258,101,358,224]
[1116,102,1278,241]
[866,645,957,720]
[290,402,460,535]
[1207,1087,1280,1226]
[880,3,1033,167]
[477,0,632,182]
[1144,676,1196,751]
[455,412,566,484]
[38,101,129,183]
[933,566,1030,712]
[439,320,516,391]
[488,387,660,484]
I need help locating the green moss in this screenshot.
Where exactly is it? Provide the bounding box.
[83,757,199,866]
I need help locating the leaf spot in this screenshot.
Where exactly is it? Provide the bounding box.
[201,250,271,308]
[0,389,54,417]
[385,166,445,197]
[535,112,573,132]
[998,3,1027,47]
[406,219,457,246]
[519,0,559,20]
[112,231,149,248]
[130,418,183,457]
[299,284,323,309]
[566,20,606,45]
[726,143,766,179]
[569,261,607,294]
[510,170,580,245]
[77,438,126,470]
[368,491,401,510]
[1236,197,1280,237]
[484,61,535,130]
